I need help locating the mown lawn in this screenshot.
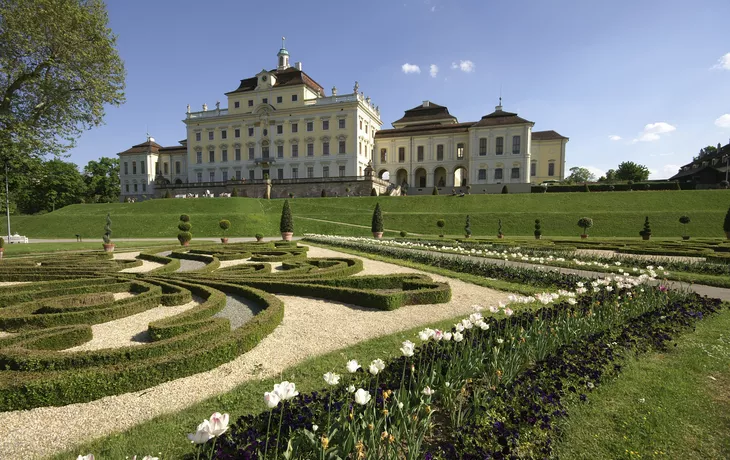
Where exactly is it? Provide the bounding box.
[6,190,730,238]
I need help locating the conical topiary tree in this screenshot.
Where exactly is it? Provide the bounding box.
[497,219,504,238]
[501,185,509,194]
[371,203,384,237]
[432,186,439,196]
[724,206,730,239]
[578,217,593,237]
[534,219,542,239]
[177,214,192,246]
[639,216,652,240]
[464,215,472,238]
[280,200,294,239]
[103,213,112,244]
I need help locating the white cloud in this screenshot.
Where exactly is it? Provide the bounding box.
[711,52,730,70]
[633,122,676,142]
[401,63,421,74]
[429,64,439,78]
[715,114,730,128]
[584,166,605,179]
[663,164,681,176]
[608,135,622,141]
[431,5,436,12]
[451,60,475,73]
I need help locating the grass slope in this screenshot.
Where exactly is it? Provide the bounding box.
[7,190,730,238]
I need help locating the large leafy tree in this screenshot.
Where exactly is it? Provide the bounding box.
[0,0,125,163]
[565,167,596,183]
[83,157,119,202]
[615,161,650,182]
[14,159,86,213]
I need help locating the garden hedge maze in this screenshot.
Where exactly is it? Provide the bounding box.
[0,242,450,411]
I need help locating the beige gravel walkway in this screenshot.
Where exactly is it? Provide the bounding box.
[0,246,511,459]
[115,251,164,273]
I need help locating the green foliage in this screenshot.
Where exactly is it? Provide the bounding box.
[102,213,112,244]
[724,206,730,233]
[321,189,327,197]
[534,219,542,237]
[578,217,594,234]
[400,231,408,238]
[464,215,472,237]
[371,203,384,233]
[163,190,172,199]
[231,188,239,197]
[279,199,293,233]
[219,219,231,233]
[0,0,125,161]
[13,159,86,213]
[616,162,650,182]
[639,216,652,237]
[436,219,445,228]
[432,186,439,195]
[370,188,378,196]
[83,157,120,203]
[178,221,191,232]
[565,167,596,183]
[679,215,690,225]
[180,214,190,222]
[0,237,4,248]
[255,233,264,239]
[501,185,509,194]
[178,214,192,244]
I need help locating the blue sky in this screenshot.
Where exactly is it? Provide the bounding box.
[68,0,730,179]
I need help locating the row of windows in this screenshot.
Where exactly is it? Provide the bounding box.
[195,141,348,164]
[123,161,146,175]
[123,161,183,176]
[479,136,521,155]
[233,94,299,109]
[194,119,347,142]
[193,165,348,183]
[475,162,556,181]
[124,183,147,193]
[379,136,523,164]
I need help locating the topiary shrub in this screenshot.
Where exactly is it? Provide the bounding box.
[164,190,172,199]
[280,200,293,234]
[534,219,542,239]
[432,186,439,196]
[102,213,112,244]
[464,215,472,238]
[255,233,264,241]
[501,185,509,194]
[578,217,593,237]
[219,219,231,238]
[436,219,445,237]
[231,188,239,197]
[371,188,378,196]
[180,214,190,223]
[399,230,408,238]
[371,203,384,234]
[497,219,504,238]
[321,189,327,197]
[724,206,730,238]
[679,215,690,239]
[178,215,192,245]
[639,216,652,239]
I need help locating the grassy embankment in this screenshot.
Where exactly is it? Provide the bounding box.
[6,190,730,239]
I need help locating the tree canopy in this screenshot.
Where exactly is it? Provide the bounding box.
[615,161,650,182]
[565,167,596,183]
[0,0,125,163]
[83,157,119,203]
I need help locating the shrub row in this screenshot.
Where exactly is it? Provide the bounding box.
[530,181,691,193]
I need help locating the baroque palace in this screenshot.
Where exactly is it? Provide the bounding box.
[118,43,568,201]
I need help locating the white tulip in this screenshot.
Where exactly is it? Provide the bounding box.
[368,363,379,375]
[347,384,356,393]
[312,424,319,432]
[208,412,229,437]
[453,332,464,342]
[77,455,95,460]
[504,308,514,317]
[264,391,280,408]
[422,386,435,396]
[323,372,341,386]
[346,359,361,373]
[400,340,415,357]
[187,420,214,444]
[443,332,452,341]
[372,358,385,371]
[274,381,299,401]
[354,388,372,405]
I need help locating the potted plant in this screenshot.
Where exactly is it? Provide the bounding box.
[280,200,294,241]
[724,206,730,240]
[178,214,192,247]
[464,215,472,238]
[534,219,542,240]
[255,233,264,242]
[371,203,384,239]
[399,230,408,238]
[577,217,593,239]
[436,219,446,238]
[497,219,504,239]
[679,215,691,240]
[0,237,4,260]
[219,219,231,243]
[102,213,115,252]
[639,216,652,240]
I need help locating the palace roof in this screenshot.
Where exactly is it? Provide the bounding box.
[225,67,325,95]
[471,108,533,128]
[391,102,458,126]
[531,130,569,140]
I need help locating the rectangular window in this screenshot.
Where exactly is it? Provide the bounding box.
[307,166,314,178]
[323,166,329,178]
[417,146,424,162]
[531,162,536,177]
[277,125,283,134]
[248,147,255,160]
[359,120,362,130]
[277,168,284,179]
[208,132,214,141]
[306,121,313,132]
[548,163,555,177]
[478,169,487,180]
[262,146,269,158]
[479,138,487,155]
[307,143,314,156]
[437,145,444,161]
[511,167,520,179]
[155,162,159,175]
[291,123,298,133]
[338,119,345,129]
[175,162,180,174]
[322,120,329,130]
[163,163,168,174]
[235,129,240,138]
[235,148,241,161]
[277,145,284,158]
[292,144,299,157]
[209,151,215,163]
[512,136,521,154]
[235,170,241,180]
[323,142,330,155]
[221,130,227,140]
[339,140,346,154]
[262,98,268,104]
[134,183,138,192]
[132,162,137,175]
[457,143,465,159]
[380,149,387,163]
[276,96,282,104]
[248,127,254,137]
[196,152,202,164]
[365,125,368,134]
[124,162,128,174]
[291,94,298,102]
[339,165,346,177]
[140,162,145,174]
[197,172,203,183]
[234,101,240,108]
[398,147,406,163]
[359,142,362,155]
[496,137,504,155]
[195,132,201,142]
[221,150,228,162]
[125,184,129,192]
[249,170,255,180]
[209,171,215,182]
[142,183,146,192]
[248,100,254,107]
[495,168,503,180]
[292,167,298,179]
[222,170,228,181]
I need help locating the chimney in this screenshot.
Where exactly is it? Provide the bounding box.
[422,100,430,107]
[295,62,302,70]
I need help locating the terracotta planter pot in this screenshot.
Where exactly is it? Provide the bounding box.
[281,232,293,241]
[256,237,264,242]
[641,235,651,241]
[102,243,115,253]
[580,234,588,239]
[682,236,690,240]
[464,234,471,239]
[535,235,542,240]
[726,231,730,240]
[497,234,504,239]
[0,247,4,260]
[373,232,383,239]
[181,241,190,247]
[221,237,229,244]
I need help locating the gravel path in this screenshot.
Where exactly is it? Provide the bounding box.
[114,252,164,273]
[217,259,284,271]
[0,246,511,459]
[176,259,207,273]
[63,296,202,353]
[0,281,30,287]
[214,295,264,330]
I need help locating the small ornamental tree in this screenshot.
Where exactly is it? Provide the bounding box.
[0,237,4,249]
[370,188,378,196]
[501,185,509,194]
[177,215,192,245]
[400,230,408,238]
[164,190,172,199]
[231,188,239,197]
[102,213,112,244]
[432,186,439,196]
[498,219,504,238]
[639,216,652,239]
[436,219,445,237]
[464,215,472,238]
[219,219,231,234]
[280,200,293,233]
[578,217,593,236]
[679,215,690,239]
[534,219,542,239]
[724,206,730,238]
[371,203,384,234]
